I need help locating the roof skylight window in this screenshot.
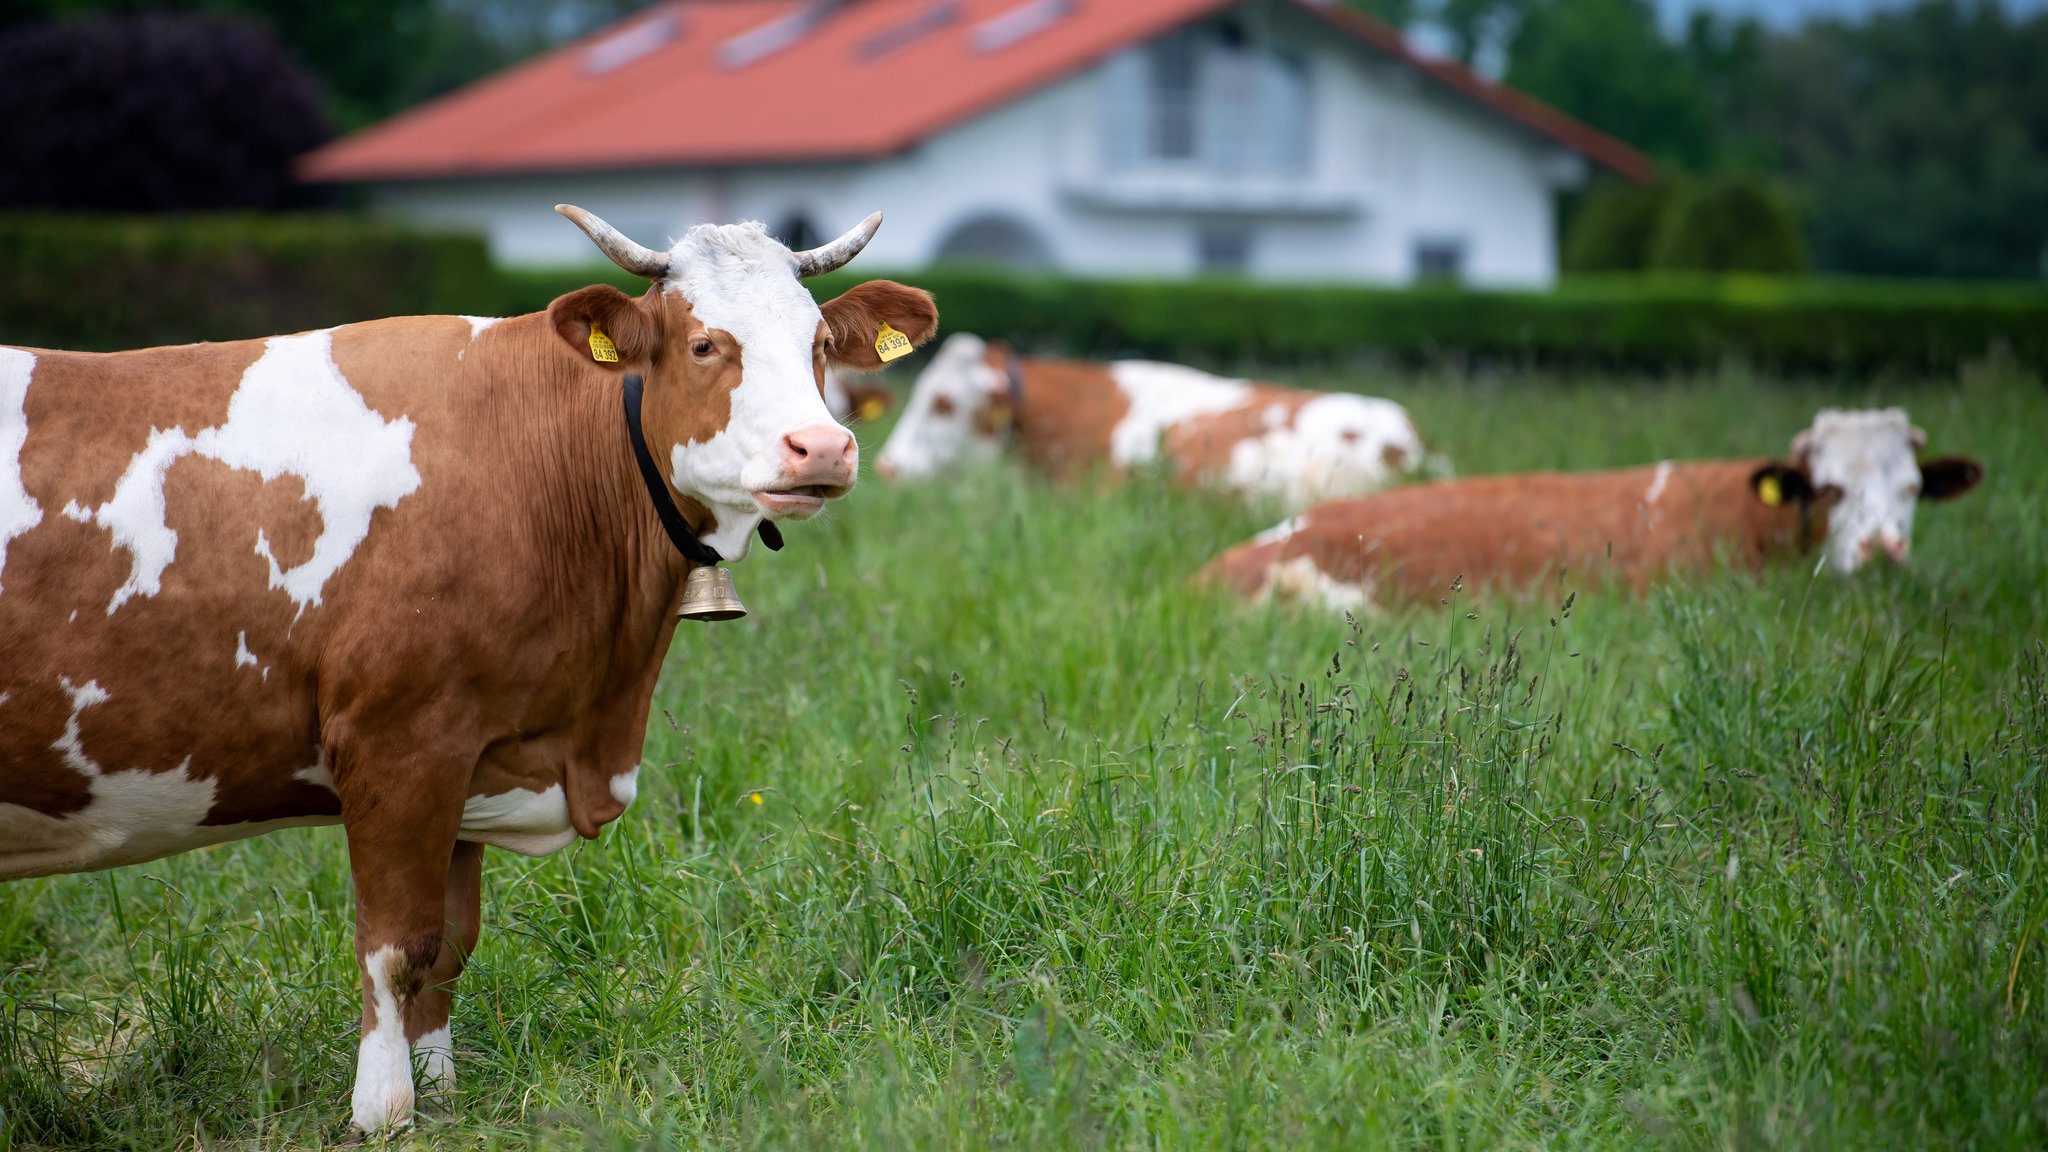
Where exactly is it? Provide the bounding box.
[721,0,845,70]
[583,15,682,76]
[858,0,961,61]
[971,0,1076,55]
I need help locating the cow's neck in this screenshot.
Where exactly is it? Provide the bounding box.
[493,330,696,664]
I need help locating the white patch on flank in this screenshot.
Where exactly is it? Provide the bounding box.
[59,500,90,522]
[0,347,42,595]
[1266,554,1375,614]
[660,222,847,561]
[0,678,340,880]
[1642,461,1674,506]
[1261,403,1290,430]
[1251,516,1305,547]
[352,943,415,1133]
[458,785,575,856]
[1226,393,1423,506]
[610,764,641,810]
[1106,361,1250,467]
[874,332,1007,480]
[414,1024,455,1096]
[90,330,420,615]
[234,631,258,669]
[461,316,500,339]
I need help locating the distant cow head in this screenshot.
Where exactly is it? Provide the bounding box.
[874,332,1011,479]
[1750,407,1983,573]
[550,206,937,558]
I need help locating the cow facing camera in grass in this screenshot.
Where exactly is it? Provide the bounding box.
[1203,407,1984,612]
[874,331,1428,507]
[0,207,936,1135]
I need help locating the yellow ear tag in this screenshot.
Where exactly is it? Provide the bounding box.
[874,321,913,363]
[588,323,619,364]
[857,396,886,422]
[1757,474,1783,507]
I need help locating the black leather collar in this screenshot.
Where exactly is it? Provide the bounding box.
[621,373,781,566]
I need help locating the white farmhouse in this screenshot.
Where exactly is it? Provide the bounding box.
[302,0,1650,287]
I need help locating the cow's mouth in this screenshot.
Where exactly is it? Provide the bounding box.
[754,484,846,518]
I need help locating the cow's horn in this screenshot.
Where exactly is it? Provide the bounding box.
[555,204,671,280]
[794,212,883,278]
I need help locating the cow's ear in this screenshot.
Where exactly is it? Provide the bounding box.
[1918,455,1984,501]
[1749,462,1814,508]
[820,280,939,371]
[548,285,658,369]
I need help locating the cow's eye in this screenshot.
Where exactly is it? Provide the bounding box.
[691,338,716,358]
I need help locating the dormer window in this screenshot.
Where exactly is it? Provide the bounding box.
[1103,19,1312,176]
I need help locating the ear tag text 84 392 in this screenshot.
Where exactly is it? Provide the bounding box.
[874,321,913,363]
[589,323,619,363]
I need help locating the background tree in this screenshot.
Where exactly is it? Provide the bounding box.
[0,12,331,210]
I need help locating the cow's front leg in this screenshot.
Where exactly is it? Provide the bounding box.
[342,798,466,1135]
[406,839,484,1104]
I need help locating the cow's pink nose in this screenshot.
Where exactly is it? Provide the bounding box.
[782,424,857,480]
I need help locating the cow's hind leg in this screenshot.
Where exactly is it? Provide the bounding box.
[342,796,466,1135]
[406,839,483,1105]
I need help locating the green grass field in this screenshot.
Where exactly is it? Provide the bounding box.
[3,364,2043,1150]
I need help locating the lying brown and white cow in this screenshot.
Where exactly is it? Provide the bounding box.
[823,365,894,424]
[873,332,1427,506]
[0,208,936,1134]
[1202,408,1983,612]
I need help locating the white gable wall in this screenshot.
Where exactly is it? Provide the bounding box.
[368,11,1578,287]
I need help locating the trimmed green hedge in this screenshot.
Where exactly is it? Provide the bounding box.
[5,214,2042,375]
[0,214,501,351]
[507,265,2047,375]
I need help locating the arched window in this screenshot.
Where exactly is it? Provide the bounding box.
[932,214,1054,269]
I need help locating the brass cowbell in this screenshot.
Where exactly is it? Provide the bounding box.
[678,565,747,622]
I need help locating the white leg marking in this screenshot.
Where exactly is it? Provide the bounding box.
[91,330,421,616]
[1643,461,1674,506]
[235,631,258,669]
[0,348,40,595]
[352,943,415,1133]
[413,1023,455,1096]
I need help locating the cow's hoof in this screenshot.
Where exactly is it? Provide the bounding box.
[338,1119,413,1146]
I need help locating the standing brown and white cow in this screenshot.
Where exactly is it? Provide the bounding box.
[873,332,1428,506]
[1202,408,1983,611]
[0,208,936,1134]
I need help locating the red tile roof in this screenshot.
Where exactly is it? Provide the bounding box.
[299,0,1652,185]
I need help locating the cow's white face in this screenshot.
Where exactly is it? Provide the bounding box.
[658,223,852,556]
[874,333,1009,479]
[549,210,936,559]
[1757,407,1984,573]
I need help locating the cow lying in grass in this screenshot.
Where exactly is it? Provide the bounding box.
[1202,408,1983,612]
[874,332,1426,507]
[0,208,936,1135]
[824,366,893,424]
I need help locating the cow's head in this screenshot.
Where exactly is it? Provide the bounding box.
[874,332,1012,479]
[1749,407,1983,573]
[550,206,937,558]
